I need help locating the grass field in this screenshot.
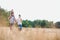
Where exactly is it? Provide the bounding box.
[0,27,60,40]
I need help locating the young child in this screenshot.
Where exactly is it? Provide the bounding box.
[8,9,15,30]
[17,14,22,31]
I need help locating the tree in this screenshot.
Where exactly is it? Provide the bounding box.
[33,20,41,27]
[40,20,47,28]
[55,22,60,28]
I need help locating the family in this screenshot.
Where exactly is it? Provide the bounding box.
[8,9,22,31]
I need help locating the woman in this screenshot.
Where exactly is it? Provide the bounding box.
[8,9,16,30]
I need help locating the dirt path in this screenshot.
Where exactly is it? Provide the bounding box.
[0,27,60,40]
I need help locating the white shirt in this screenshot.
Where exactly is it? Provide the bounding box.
[17,18,22,25]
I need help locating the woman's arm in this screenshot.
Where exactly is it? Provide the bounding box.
[8,16,11,20]
[14,17,17,23]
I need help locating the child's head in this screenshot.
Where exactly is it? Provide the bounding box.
[19,14,21,18]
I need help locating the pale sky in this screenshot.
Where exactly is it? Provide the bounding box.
[0,0,60,22]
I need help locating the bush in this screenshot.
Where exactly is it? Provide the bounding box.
[55,22,60,28]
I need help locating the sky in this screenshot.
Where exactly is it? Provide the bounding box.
[0,0,60,22]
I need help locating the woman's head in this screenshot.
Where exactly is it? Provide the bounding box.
[11,9,14,16]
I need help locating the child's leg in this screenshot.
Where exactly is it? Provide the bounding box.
[20,25,22,30]
[18,25,22,30]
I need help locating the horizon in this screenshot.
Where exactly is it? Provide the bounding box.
[0,0,60,23]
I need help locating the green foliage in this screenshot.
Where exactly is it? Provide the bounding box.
[22,20,51,28]
[0,7,10,26]
[22,20,28,27]
[40,20,47,28]
[33,20,41,27]
[0,7,10,19]
[55,22,60,28]
[22,20,34,28]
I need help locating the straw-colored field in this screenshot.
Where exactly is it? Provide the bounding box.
[0,27,60,40]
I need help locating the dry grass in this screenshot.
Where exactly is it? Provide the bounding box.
[0,27,60,40]
[0,17,7,26]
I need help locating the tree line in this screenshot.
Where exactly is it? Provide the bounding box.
[22,20,54,28]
